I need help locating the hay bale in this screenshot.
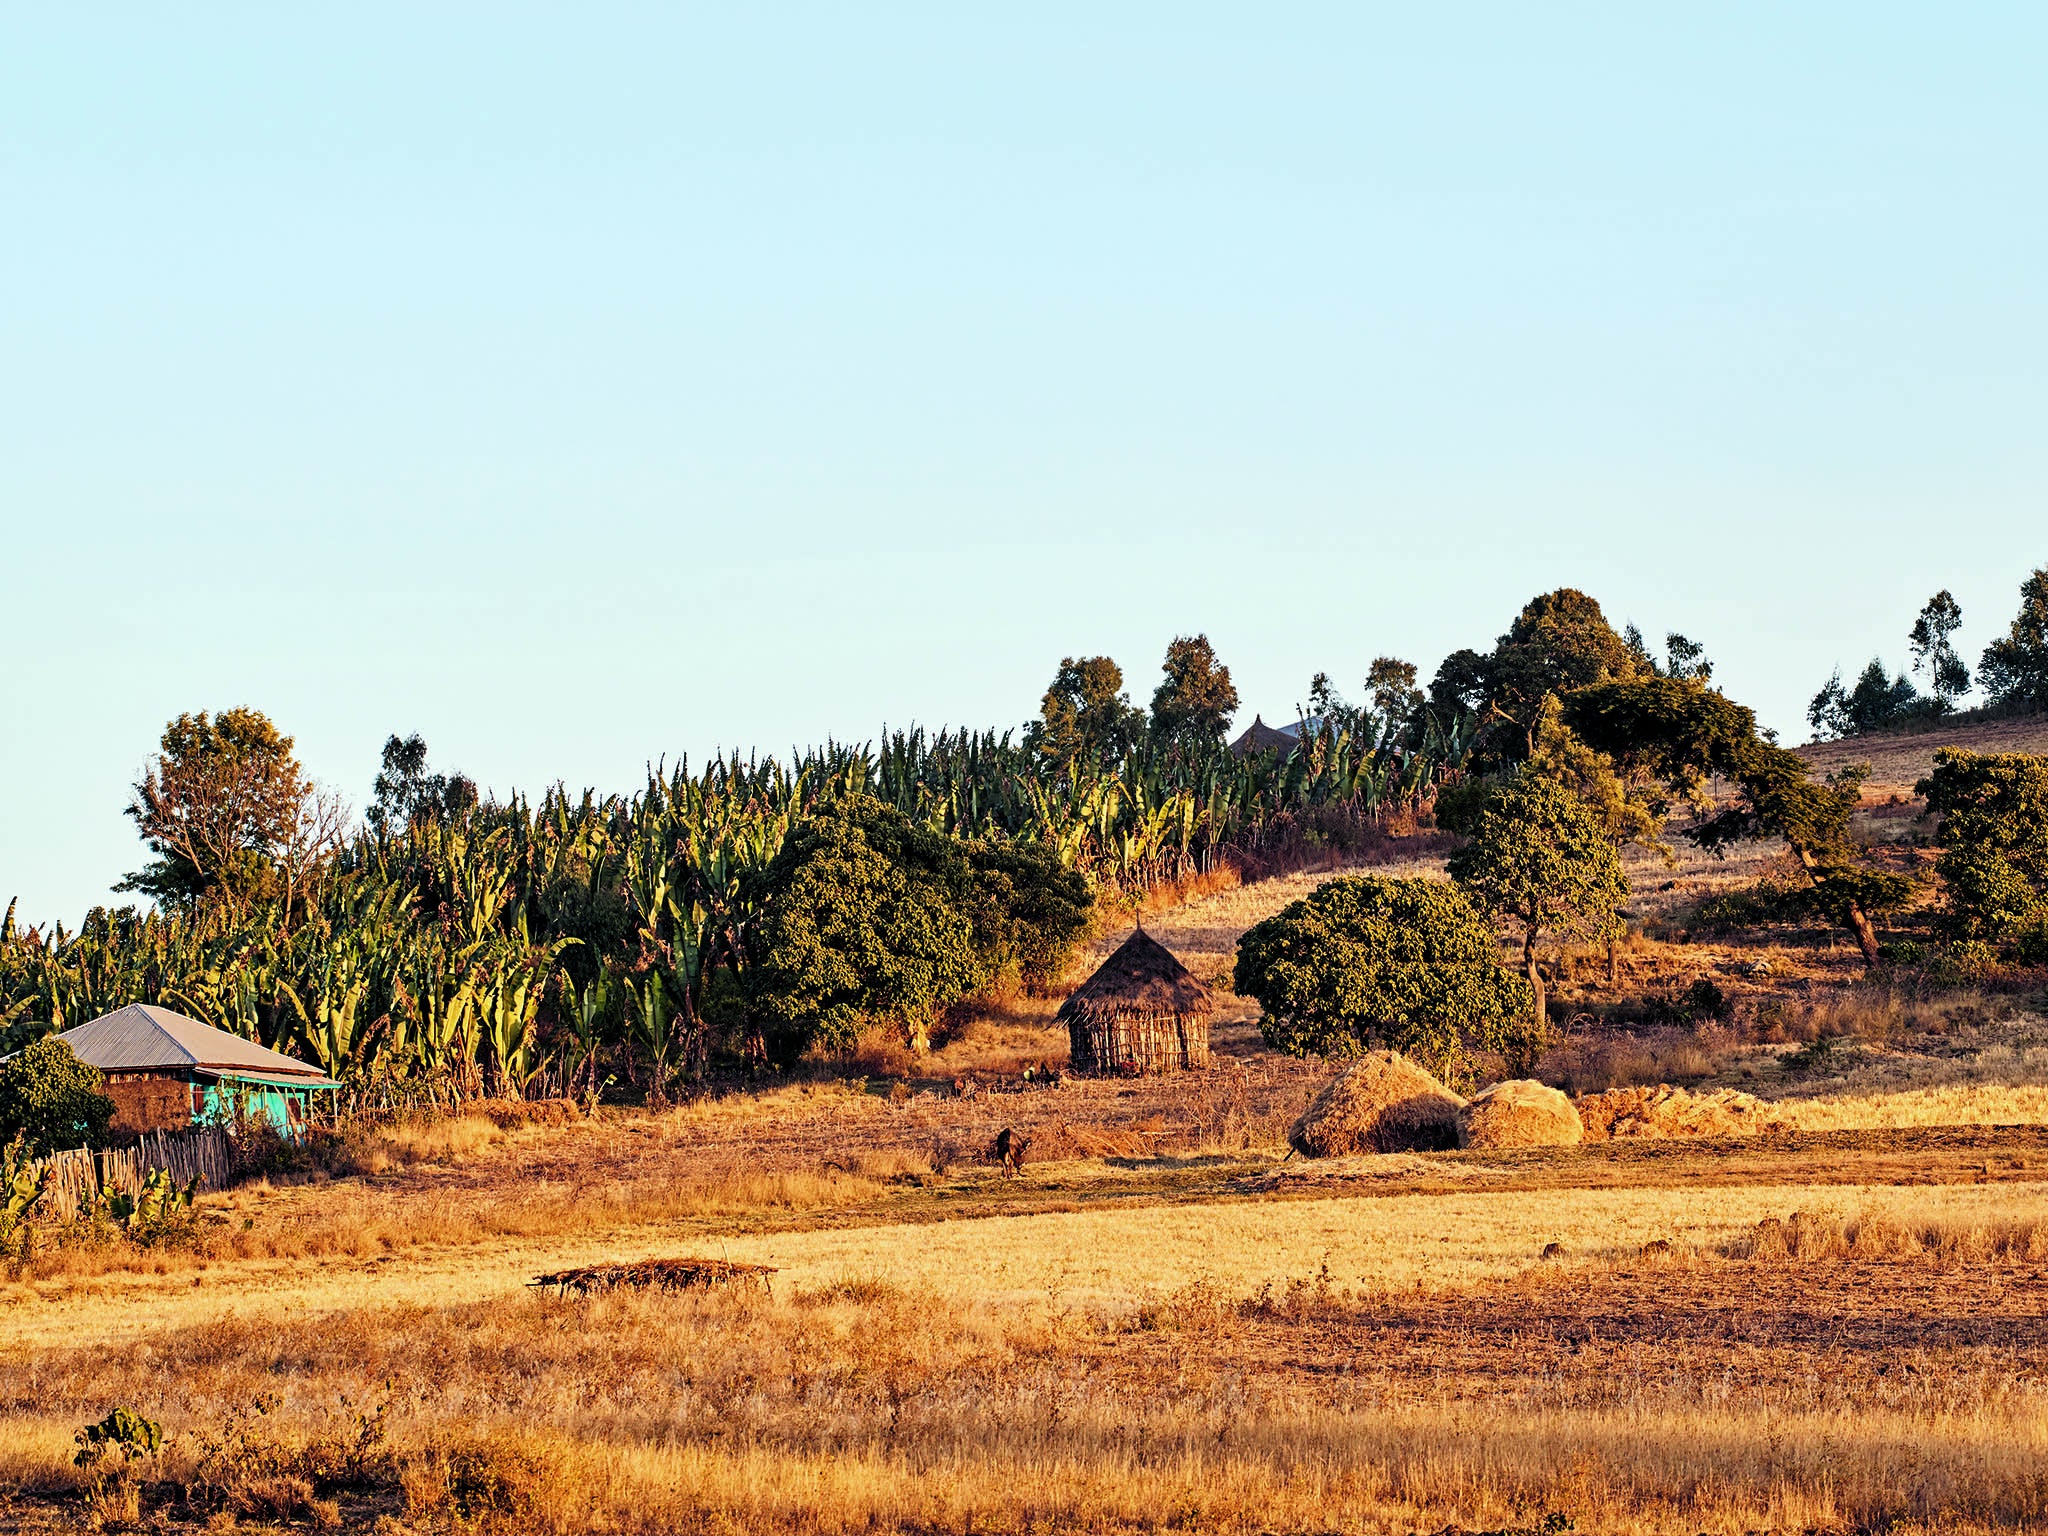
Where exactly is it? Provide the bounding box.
[1288,1053,1466,1157]
[1575,1083,1773,1142]
[1457,1080,1582,1150]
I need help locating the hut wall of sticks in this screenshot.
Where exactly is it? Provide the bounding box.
[1058,926,1213,1076]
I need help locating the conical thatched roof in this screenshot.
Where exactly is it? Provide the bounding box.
[1229,714,1294,758]
[1057,927,1213,1022]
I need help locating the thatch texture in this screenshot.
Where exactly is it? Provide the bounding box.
[1458,1080,1583,1150]
[1288,1052,1466,1157]
[1059,928,1212,1076]
[1575,1084,1774,1141]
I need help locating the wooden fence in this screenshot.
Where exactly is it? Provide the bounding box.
[31,1126,233,1223]
[1067,1008,1211,1076]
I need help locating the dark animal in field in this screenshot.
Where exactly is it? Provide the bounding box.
[1540,1241,1566,1261]
[993,1127,1030,1176]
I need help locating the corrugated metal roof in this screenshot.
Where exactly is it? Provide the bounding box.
[201,1068,342,1091]
[56,1004,335,1083]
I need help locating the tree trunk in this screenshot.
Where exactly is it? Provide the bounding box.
[1789,843,1882,969]
[1523,928,1546,1037]
[1844,898,1881,967]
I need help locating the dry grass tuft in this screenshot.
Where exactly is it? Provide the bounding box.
[1726,1207,2048,1264]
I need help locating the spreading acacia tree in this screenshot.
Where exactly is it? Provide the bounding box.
[1564,679,1912,966]
[1448,776,1628,1036]
[1233,875,1533,1079]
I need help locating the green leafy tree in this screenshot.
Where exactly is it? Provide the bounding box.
[1431,589,1646,762]
[1917,748,2048,958]
[120,708,346,923]
[1365,656,1423,722]
[1150,635,1240,753]
[745,797,1091,1061]
[1566,679,1913,966]
[1448,776,1628,1034]
[0,1038,114,1155]
[746,807,982,1061]
[367,734,478,833]
[1233,876,1533,1078]
[1026,657,1147,768]
[1909,590,1971,705]
[1979,567,2048,713]
[1522,695,1668,852]
[1808,659,1923,739]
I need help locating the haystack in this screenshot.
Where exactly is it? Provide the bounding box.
[1288,1052,1466,1157]
[1457,1080,1582,1150]
[1575,1083,1774,1142]
[1058,927,1212,1076]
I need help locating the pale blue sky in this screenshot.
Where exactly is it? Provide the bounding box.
[3,5,2043,923]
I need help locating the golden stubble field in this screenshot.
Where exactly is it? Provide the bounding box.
[8,715,2048,1533]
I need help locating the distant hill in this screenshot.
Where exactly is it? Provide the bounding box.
[1796,712,2048,799]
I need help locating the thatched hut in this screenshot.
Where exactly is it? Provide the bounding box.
[1058,927,1212,1075]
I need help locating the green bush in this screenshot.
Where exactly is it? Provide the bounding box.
[1918,748,2048,952]
[0,1037,114,1155]
[744,797,1092,1061]
[1233,875,1533,1078]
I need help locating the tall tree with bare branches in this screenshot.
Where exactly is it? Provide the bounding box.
[120,708,348,924]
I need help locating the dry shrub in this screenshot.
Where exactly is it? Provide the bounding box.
[1575,1084,1774,1142]
[835,1025,920,1079]
[1288,1053,1465,1157]
[1727,1209,2048,1264]
[1044,1125,1155,1160]
[401,1427,560,1529]
[1541,1029,1732,1094]
[340,1115,507,1174]
[1458,1080,1582,1150]
[474,1098,584,1130]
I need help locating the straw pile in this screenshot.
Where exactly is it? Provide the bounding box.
[1457,1080,1582,1149]
[529,1258,778,1296]
[1288,1052,1466,1157]
[1575,1083,1775,1141]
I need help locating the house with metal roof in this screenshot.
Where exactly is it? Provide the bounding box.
[47,1004,338,1138]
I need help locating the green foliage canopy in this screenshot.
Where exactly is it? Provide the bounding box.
[1979,568,2048,713]
[0,1038,114,1155]
[744,797,1092,1062]
[1448,775,1627,1030]
[1917,748,2048,958]
[1150,634,1241,753]
[1233,876,1532,1077]
[1564,678,1912,964]
[1027,657,1147,768]
[1431,589,1646,763]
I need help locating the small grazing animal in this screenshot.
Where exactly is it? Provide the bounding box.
[1639,1238,1673,1260]
[993,1127,1030,1177]
[1540,1241,1566,1261]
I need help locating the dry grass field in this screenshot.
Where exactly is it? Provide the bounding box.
[5,714,2047,1533]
